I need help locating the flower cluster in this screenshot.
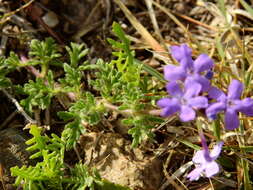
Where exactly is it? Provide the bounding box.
[157,44,253,180]
[158,43,253,130]
[187,135,223,181]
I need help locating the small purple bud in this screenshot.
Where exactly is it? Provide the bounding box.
[205,70,213,80]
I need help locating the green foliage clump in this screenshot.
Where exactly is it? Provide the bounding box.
[11,125,130,190]
[0,21,164,189]
[58,92,102,150]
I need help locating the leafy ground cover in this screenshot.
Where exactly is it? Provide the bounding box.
[1,0,253,189]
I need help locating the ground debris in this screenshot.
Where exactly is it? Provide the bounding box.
[80,132,163,190]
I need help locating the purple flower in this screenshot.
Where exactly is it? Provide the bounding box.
[164,44,214,91]
[157,81,208,122]
[206,80,253,130]
[187,135,224,181]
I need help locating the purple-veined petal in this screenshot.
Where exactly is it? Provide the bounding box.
[204,161,219,178]
[210,141,224,160]
[206,102,226,120]
[192,150,206,164]
[228,80,244,100]
[170,45,183,62]
[188,96,208,109]
[164,65,186,81]
[158,98,181,117]
[160,107,176,117]
[183,82,202,99]
[179,105,196,122]
[193,54,214,73]
[185,75,210,92]
[200,134,212,162]
[180,57,194,70]
[170,44,192,62]
[157,98,171,108]
[237,98,253,116]
[187,166,204,181]
[166,81,183,97]
[208,86,226,101]
[225,108,239,130]
[184,81,201,100]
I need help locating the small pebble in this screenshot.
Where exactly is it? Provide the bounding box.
[42,11,59,28]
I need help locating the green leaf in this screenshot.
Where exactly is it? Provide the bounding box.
[134,59,166,82]
[212,118,221,141]
[66,42,88,68]
[57,111,75,121]
[127,117,155,147]
[21,70,57,112]
[29,38,61,64]
[217,0,227,18]
[240,0,253,18]
[176,138,201,150]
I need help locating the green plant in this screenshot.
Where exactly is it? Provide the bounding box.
[11,125,130,190]
[0,22,164,189]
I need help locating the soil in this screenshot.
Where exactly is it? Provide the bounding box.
[80,133,163,190]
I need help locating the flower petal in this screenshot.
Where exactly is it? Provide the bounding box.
[157,98,171,108]
[179,105,196,122]
[206,102,226,120]
[183,82,202,99]
[180,57,194,70]
[193,54,214,73]
[166,81,183,97]
[158,98,181,117]
[225,108,239,130]
[228,80,244,100]
[164,65,186,81]
[188,96,208,109]
[210,141,224,160]
[185,75,210,92]
[192,150,206,164]
[170,44,192,62]
[237,98,253,116]
[187,166,204,181]
[204,161,219,178]
[208,86,226,101]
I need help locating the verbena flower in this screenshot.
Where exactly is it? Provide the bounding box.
[164,44,214,91]
[157,81,208,122]
[187,135,224,181]
[206,79,253,130]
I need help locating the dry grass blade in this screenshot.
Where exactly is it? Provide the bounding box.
[113,0,166,53]
[0,0,34,24]
[144,0,163,41]
[0,163,6,190]
[161,150,185,190]
[151,1,189,39]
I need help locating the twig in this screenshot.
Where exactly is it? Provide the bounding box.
[113,0,166,53]
[145,0,163,41]
[74,146,82,161]
[0,0,34,25]
[1,89,37,124]
[0,35,8,56]
[160,150,184,190]
[0,111,17,130]
[10,14,37,34]
[22,0,64,45]
[100,100,161,117]
[104,0,111,28]
[172,11,217,32]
